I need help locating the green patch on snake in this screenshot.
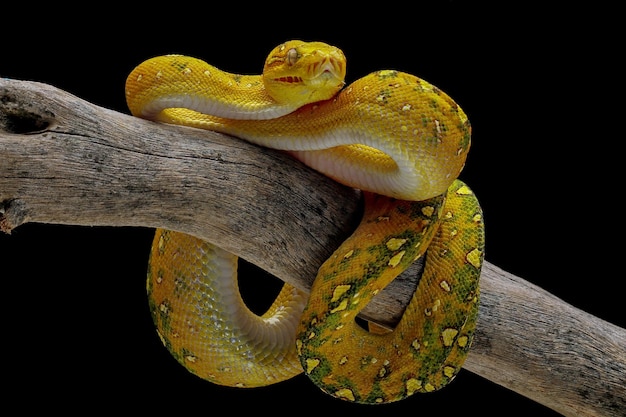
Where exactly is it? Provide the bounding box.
[458,123,472,151]
[418,347,454,379]
[358,355,377,370]
[375,89,393,104]
[146,269,154,293]
[324,376,393,403]
[147,295,178,349]
[428,98,442,112]
[376,70,399,80]
[153,299,173,329]
[300,314,342,349]
[169,60,189,72]
[315,241,417,312]
[301,352,333,380]
[420,114,432,128]
[172,348,201,377]
[319,248,364,280]
[172,272,194,299]
[329,375,365,402]
[450,267,480,304]
[368,194,443,224]
[377,230,428,257]
[408,320,455,373]
[363,381,391,403]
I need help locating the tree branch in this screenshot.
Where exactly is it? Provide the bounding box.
[1,78,624,417]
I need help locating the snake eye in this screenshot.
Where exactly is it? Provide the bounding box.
[286,48,298,65]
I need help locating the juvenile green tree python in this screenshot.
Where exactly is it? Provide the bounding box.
[125,40,485,404]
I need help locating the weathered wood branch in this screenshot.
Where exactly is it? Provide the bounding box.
[1,79,624,416]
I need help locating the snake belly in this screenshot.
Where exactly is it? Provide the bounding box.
[126,40,485,404]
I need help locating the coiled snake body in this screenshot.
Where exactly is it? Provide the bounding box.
[125,40,484,404]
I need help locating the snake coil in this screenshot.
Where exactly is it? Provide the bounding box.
[126,40,484,404]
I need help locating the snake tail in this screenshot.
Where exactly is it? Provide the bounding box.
[296,180,484,403]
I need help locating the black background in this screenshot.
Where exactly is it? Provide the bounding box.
[1,2,623,415]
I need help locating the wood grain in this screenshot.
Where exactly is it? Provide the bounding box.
[1,78,624,416]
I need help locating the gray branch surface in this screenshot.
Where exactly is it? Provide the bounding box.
[1,78,624,417]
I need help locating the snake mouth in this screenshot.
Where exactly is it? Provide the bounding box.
[306,55,345,87]
[273,75,305,83]
[272,58,344,87]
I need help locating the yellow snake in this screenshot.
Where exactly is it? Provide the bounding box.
[125,40,485,404]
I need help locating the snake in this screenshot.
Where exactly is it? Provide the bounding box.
[125,40,485,404]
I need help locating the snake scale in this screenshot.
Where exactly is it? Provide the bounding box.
[125,40,485,404]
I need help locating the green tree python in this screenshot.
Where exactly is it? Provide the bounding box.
[125,40,485,404]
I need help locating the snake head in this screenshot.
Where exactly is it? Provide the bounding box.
[262,40,347,105]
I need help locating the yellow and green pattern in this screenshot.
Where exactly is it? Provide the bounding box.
[126,40,484,404]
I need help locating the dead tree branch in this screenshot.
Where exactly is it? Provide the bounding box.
[1,79,624,417]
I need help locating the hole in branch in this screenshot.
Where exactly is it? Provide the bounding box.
[0,109,53,134]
